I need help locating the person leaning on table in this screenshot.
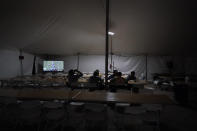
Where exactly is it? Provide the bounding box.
[127,71,137,82]
[67,69,83,86]
[108,70,118,80]
[110,72,126,84]
[89,70,104,88]
[89,70,102,83]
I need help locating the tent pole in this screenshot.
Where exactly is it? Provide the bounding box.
[113,61,114,72]
[146,54,148,80]
[105,0,109,87]
[110,36,113,72]
[32,55,36,75]
[77,53,79,70]
[19,50,23,77]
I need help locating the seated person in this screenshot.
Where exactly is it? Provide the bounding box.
[89,70,103,85]
[110,72,126,85]
[153,75,162,85]
[108,70,118,80]
[67,69,83,85]
[127,71,137,82]
[139,73,145,80]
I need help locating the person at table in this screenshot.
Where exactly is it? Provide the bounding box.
[108,70,118,80]
[110,72,126,84]
[67,69,83,84]
[89,70,103,84]
[127,71,137,82]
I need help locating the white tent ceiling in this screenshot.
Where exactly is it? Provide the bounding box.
[0,0,196,56]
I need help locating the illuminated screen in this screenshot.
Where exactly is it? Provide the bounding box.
[43,61,64,72]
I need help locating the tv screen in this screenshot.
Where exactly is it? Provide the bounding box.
[43,61,64,72]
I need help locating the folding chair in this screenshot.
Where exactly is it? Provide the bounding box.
[43,101,67,131]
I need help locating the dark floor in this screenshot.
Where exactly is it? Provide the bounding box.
[1,87,197,131]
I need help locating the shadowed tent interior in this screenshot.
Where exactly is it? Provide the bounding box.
[0,0,196,78]
[0,0,196,55]
[0,0,197,131]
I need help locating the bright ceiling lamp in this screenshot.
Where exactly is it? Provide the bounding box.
[108,32,115,36]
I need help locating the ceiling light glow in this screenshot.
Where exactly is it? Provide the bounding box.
[108,32,115,36]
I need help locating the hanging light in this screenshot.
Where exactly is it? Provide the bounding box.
[108,32,115,36]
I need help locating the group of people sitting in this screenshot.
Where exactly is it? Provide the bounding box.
[67,69,137,87]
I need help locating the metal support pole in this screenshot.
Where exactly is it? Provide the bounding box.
[105,0,109,87]
[77,53,80,70]
[32,55,36,75]
[19,50,23,77]
[110,36,113,72]
[146,54,148,80]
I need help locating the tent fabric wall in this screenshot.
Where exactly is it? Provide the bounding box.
[64,55,146,78]
[62,56,78,72]
[112,55,146,77]
[78,55,105,73]
[147,56,171,79]
[38,54,190,80]
[147,56,187,79]
[62,55,184,79]
[38,55,146,78]
[1,51,194,80]
[0,49,34,79]
[62,55,190,80]
[38,55,146,77]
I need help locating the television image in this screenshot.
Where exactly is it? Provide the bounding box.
[43,61,64,72]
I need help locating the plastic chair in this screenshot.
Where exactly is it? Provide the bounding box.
[142,104,163,131]
[84,103,108,131]
[43,101,67,131]
[114,105,146,131]
[115,103,130,113]
[67,102,85,131]
[18,100,42,131]
[0,97,20,130]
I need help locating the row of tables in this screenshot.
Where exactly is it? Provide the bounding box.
[0,75,147,88]
[0,88,174,105]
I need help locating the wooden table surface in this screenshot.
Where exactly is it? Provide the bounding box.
[0,88,174,104]
[78,78,89,83]
[0,88,71,100]
[71,91,174,104]
[75,79,149,86]
[128,80,148,85]
[17,89,69,100]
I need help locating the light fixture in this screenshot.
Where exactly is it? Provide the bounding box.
[108,32,115,36]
